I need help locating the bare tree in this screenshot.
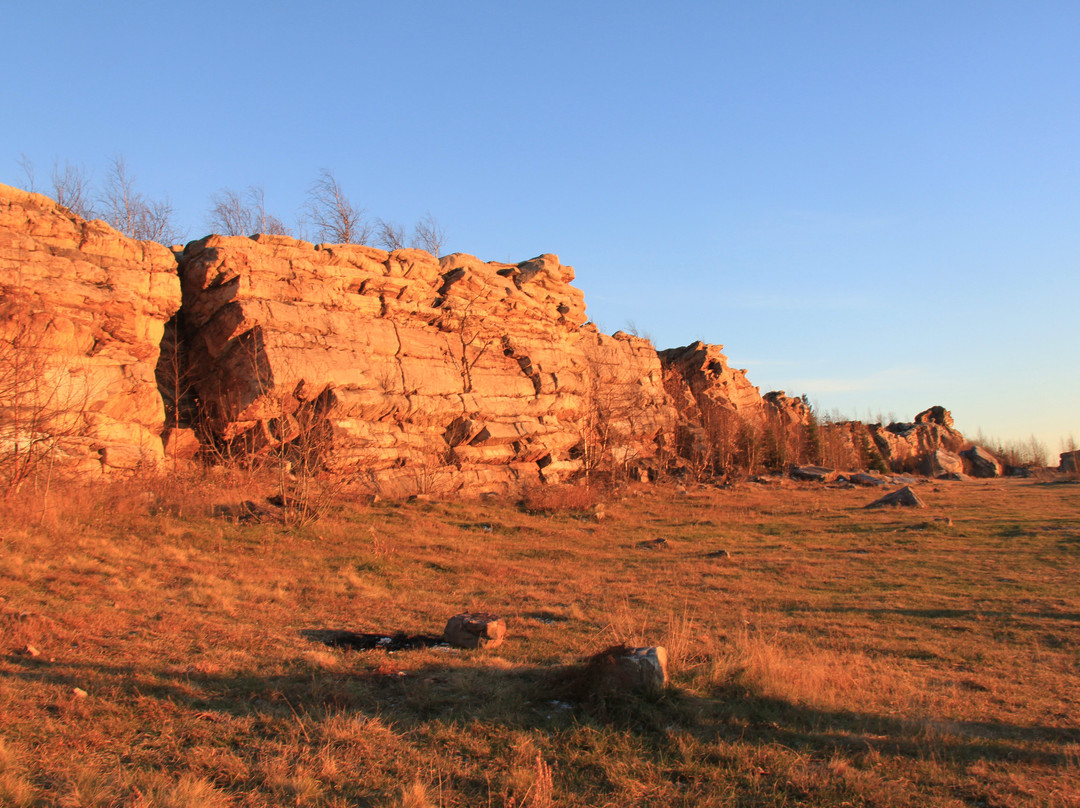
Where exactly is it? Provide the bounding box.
[375,218,409,251]
[412,212,446,256]
[207,185,290,237]
[101,156,183,244]
[51,161,95,219]
[302,169,370,244]
[17,154,36,192]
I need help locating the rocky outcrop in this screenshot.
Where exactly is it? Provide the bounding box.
[869,415,965,472]
[0,184,181,478]
[179,235,674,496]
[1,181,998,493]
[659,342,766,420]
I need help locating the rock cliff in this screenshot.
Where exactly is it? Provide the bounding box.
[0,184,180,480]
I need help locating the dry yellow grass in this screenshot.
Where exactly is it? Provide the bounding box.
[1,472,1077,806]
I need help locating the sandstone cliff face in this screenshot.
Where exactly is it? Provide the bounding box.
[0,184,181,478]
[178,235,674,496]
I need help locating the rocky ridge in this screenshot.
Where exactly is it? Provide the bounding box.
[0,182,1014,493]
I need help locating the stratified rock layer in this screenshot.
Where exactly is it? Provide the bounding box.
[0,184,181,475]
[179,235,674,496]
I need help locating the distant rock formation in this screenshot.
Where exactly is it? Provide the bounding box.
[0,184,180,478]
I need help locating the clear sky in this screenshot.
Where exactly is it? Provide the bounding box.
[3,2,1077,456]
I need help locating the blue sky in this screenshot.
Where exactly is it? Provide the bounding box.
[3,2,1077,454]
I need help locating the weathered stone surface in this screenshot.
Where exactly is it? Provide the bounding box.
[179,236,674,496]
[866,485,925,508]
[0,183,181,476]
[918,449,964,478]
[443,613,506,650]
[1059,450,1080,473]
[961,446,1004,478]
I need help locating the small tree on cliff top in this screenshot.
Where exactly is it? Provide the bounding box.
[302,169,370,244]
[102,156,183,244]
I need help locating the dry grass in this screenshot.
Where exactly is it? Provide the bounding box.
[1,473,1078,806]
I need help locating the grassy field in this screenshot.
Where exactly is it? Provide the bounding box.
[1,473,1078,807]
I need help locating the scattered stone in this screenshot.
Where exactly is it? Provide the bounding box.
[961,446,1004,478]
[21,644,41,658]
[443,613,506,650]
[866,486,926,508]
[586,644,668,696]
[637,537,669,550]
[72,687,88,699]
[705,549,731,559]
[938,472,972,482]
[1005,466,1033,478]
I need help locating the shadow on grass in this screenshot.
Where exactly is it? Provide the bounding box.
[6,641,1078,772]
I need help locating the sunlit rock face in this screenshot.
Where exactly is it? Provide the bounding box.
[0,183,181,476]
[178,236,674,496]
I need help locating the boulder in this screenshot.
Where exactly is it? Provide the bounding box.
[791,466,837,482]
[586,644,668,696]
[443,613,506,650]
[866,486,925,508]
[918,449,964,478]
[961,446,1004,478]
[1060,450,1080,473]
[850,472,887,487]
